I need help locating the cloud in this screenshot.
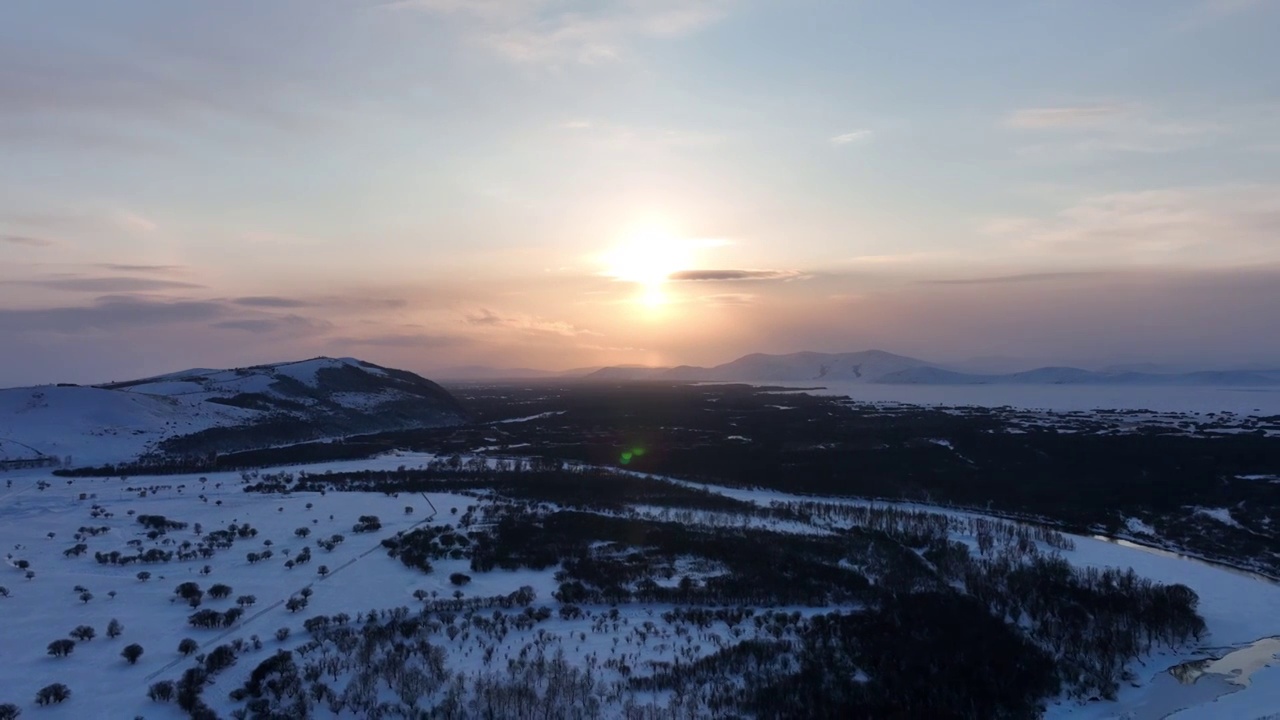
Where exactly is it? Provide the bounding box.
[0,234,55,247]
[982,185,1280,264]
[11,276,205,293]
[115,211,157,233]
[559,119,727,151]
[232,296,315,309]
[1005,105,1132,129]
[330,333,470,349]
[830,130,873,145]
[921,271,1110,286]
[96,263,184,273]
[702,293,755,306]
[0,296,225,334]
[388,0,734,64]
[1005,103,1225,157]
[464,308,596,336]
[213,315,330,334]
[465,308,507,326]
[669,269,801,282]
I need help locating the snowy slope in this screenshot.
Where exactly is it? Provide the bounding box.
[0,358,464,467]
[0,437,50,462]
[0,386,253,466]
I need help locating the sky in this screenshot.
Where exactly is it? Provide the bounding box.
[2,0,1279,385]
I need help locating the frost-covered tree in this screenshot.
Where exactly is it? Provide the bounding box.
[178,638,200,656]
[107,618,123,638]
[0,702,19,719]
[70,625,96,641]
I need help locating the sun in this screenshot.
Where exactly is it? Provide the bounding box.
[602,227,695,289]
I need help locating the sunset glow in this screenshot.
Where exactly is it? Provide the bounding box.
[0,1,1277,385]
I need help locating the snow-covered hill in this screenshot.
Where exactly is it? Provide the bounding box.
[0,358,465,467]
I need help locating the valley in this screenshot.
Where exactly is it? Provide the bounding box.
[1,369,1278,718]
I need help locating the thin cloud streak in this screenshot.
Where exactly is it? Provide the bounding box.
[9,277,205,293]
[1,234,55,247]
[669,269,802,282]
[387,0,735,64]
[830,130,872,145]
[1005,105,1132,129]
[96,264,184,273]
[921,271,1110,286]
[232,296,315,309]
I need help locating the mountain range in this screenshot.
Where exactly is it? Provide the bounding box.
[0,357,464,466]
[443,350,1280,386]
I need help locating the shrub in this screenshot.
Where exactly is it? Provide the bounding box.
[122,643,144,664]
[107,618,123,638]
[0,587,9,598]
[34,684,70,705]
[275,627,290,642]
[178,638,200,655]
[449,573,472,586]
[78,591,92,603]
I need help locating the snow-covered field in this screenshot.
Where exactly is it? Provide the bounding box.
[0,448,1276,718]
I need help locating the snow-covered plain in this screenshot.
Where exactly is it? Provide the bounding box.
[1,447,1277,718]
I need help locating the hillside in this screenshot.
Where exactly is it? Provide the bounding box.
[0,358,464,467]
